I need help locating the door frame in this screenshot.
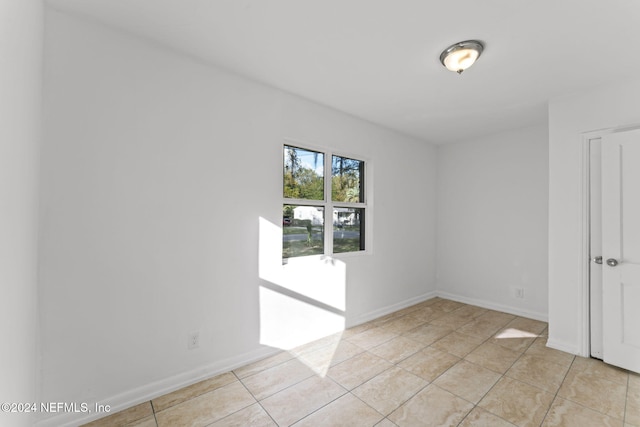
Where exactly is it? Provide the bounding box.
[579,124,640,358]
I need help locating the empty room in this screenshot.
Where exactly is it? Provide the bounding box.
[2,1,640,426]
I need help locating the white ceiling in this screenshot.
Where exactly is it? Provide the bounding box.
[46,0,640,144]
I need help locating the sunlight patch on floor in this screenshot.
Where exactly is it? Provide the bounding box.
[495,328,539,339]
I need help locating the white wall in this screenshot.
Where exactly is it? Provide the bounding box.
[548,77,640,355]
[437,125,549,320]
[0,1,42,426]
[39,9,437,425]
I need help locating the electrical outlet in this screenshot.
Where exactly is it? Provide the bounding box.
[187,331,200,350]
[515,288,525,299]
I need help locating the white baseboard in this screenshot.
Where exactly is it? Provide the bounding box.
[545,338,581,357]
[34,346,281,427]
[350,290,437,327]
[36,291,440,427]
[434,290,548,322]
[35,289,550,427]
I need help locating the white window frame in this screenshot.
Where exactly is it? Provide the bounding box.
[283,140,370,259]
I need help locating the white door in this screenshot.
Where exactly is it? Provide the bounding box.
[589,138,603,359]
[602,129,640,373]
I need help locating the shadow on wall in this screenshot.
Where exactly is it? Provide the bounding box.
[258,217,346,376]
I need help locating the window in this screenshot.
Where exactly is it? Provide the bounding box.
[283,144,366,259]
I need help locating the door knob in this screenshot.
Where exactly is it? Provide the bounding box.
[606,258,619,267]
[592,256,603,264]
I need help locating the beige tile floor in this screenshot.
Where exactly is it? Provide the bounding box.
[82,298,640,427]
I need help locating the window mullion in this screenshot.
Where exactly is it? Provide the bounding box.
[285,198,325,207]
[333,202,366,209]
[325,150,333,256]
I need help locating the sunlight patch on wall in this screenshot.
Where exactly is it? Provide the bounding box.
[258,217,284,285]
[259,287,344,374]
[258,217,346,374]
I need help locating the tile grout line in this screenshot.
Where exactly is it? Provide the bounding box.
[350,360,429,424]
[83,300,637,427]
[84,303,631,425]
[149,400,159,427]
[492,330,553,426]
[536,352,577,426]
[448,324,540,427]
[623,373,629,426]
[281,381,350,426]
[552,358,632,423]
[384,305,519,425]
[236,361,395,427]
[185,307,531,426]
[231,330,395,425]
[240,337,400,423]
[344,370,395,422]
[284,302,473,426]
[231,369,282,427]
[287,376,352,426]
[408,311,523,426]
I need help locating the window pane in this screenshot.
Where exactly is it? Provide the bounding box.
[284,145,324,200]
[283,205,325,259]
[332,155,363,202]
[333,208,364,253]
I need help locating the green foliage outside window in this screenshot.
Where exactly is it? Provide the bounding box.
[283,146,324,200]
[332,155,363,203]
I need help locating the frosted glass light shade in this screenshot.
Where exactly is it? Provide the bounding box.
[440,40,484,74]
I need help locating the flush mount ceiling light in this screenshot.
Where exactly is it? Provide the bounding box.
[440,40,484,74]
